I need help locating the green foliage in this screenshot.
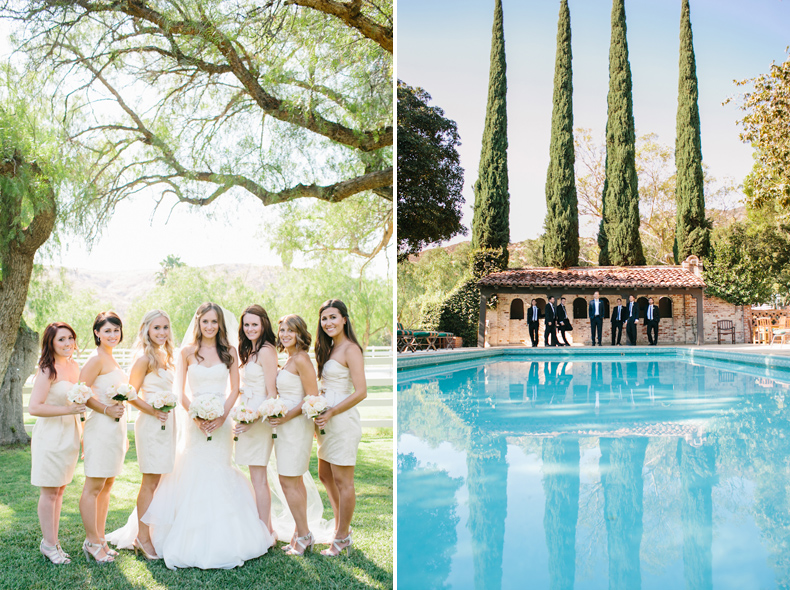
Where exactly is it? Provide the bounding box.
[23,267,108,351]
[397,80,465,261]
[674,0,710,263]
[266,191,392,267]
[155,255,185,286]
[732,53,790,214]
[598,0,645,266]
[510,238,546,268]
[703,209,790,305]
[471,0,510,259]
[543,0,579,269]
[419,248,507,347]
[10,0,393,258]
[126,266,265,347]
[397,243,472,328]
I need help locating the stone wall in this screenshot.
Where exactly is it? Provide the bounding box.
[485,292,746,346]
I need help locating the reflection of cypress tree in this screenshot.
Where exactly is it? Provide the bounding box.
[676,439,716,590]
[467,433,509,590]
[542,437,581,590]
[398,453,464,590]
[600,437,648,589]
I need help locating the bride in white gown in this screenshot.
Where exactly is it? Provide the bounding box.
[142,302,274,569]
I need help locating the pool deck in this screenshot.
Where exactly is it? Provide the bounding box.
[397,343,790,371]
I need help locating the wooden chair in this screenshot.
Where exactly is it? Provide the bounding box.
[397,323,417,353]
[770,317,790,346]
[755,317,773,344]
[716,320,735,344]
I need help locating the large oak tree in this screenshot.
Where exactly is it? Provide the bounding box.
[4,0,393,256]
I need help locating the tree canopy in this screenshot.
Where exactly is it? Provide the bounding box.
[732,53,790,216]
[3,0,393,254]
[397,80,465,262]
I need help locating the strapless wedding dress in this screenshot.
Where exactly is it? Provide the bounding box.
[141,363,274,569]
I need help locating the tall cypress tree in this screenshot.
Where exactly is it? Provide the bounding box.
[543,0,579,269]
[471,0,510,265]
[598,0,645,266]
[674,0,710,263]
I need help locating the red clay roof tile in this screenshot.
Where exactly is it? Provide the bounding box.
[478,266,706,289]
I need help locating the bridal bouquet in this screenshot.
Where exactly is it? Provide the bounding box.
[148,390,178,430]
[259,397,289,439]
[67,382,93,422]
[302,395,329,435]
[230,403,260,441]
[189,395,224,441]
[107,383,137,422]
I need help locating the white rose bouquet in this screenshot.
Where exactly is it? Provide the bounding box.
[67,382,93,422]
[107,383,137,422]
[302,395,329,435]
[148,390,178,430]
[230,403,260,441]
[188,395,224,441]
[259,397,289,439]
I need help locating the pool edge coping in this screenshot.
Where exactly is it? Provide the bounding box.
[397,346,790,373]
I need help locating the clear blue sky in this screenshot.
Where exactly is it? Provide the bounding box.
[397,0,790,243]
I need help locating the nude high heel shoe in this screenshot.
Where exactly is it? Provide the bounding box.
[285,531,314,556]
[82,539,114,563]
[321,530,353,557]
[40,540,70,565]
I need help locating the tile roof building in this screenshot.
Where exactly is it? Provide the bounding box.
[476,256,748,347]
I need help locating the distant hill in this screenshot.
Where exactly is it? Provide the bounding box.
[44,264,284,316]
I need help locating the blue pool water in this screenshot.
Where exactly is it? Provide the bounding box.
[397,353,790,590]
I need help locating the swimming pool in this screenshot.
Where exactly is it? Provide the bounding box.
[397,352,790,589]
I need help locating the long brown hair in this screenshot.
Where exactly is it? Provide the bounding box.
[314,299,361,379]
[38,322,77,381]
[192,302,234,368]
[238,304,276,366]
[134,309,175,372]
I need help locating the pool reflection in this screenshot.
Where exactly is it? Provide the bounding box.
[397,358,790,590]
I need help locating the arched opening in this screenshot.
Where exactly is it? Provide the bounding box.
[637,297,649,320]
[573,297,587,319]
[600,297,611,318]
[659,296,673,318]
[510,298,524,320]
[535,297,546,313]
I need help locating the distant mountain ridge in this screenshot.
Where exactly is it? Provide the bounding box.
[45,264,284,316]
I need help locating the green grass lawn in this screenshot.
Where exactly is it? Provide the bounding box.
[0,430,393,590]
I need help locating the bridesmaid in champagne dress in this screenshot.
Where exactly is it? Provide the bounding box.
[79,311,128,563]
[124,310,176,559]
[28,322,86,564]
[314,299,367,556]
[270,314,319,556]
[234,305,278,534]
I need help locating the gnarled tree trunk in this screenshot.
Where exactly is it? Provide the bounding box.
[0,322,38,445]
[0,154,57,445]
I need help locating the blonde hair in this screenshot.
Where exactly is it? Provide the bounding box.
[135,309,175,372]
[277,314,312,353]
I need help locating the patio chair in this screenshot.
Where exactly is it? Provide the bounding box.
[755,317,773,344]
[770,317,790,346]
[397,323,417,353]
[716,320,735,344]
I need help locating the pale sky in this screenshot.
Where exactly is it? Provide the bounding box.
[397,0,790,243]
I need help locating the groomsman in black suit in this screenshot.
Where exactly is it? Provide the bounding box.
[526,299,542,347]
[544,296,557,347]
[646,297,661,345]
[610,297,625,345]
[556,297,572,346]
[588,291,604,346]
[625,294,640,345]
